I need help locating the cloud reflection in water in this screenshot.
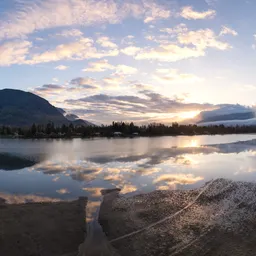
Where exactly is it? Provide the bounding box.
[3,138,256,202]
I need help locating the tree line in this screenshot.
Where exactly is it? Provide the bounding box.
[1,121,256,138]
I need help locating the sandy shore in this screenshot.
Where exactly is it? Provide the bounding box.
[3,178,256,255]
[99,179,256,256]
[0,196,87,256]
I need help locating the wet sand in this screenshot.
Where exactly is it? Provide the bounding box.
[99,179,256,256]
[0,196,87,256]
[2,179,256,255]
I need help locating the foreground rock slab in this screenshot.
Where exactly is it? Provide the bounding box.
[0,197,87,256]
[99,179,256,256]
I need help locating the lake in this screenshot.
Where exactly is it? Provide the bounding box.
[2,134,256,218]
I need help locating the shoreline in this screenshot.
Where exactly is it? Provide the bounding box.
[2,179,256,255]
[1,132,256,140]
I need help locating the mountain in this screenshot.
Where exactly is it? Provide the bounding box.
[59,110,95,126]
[0,89,69,126]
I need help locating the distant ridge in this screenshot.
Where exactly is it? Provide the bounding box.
[0,89,92,126]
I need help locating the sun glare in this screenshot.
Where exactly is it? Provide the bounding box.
[179,111,200,120]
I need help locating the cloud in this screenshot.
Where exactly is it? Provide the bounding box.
[120,184,137,194]
[0,0,123,40]
[160,23,188,35]
[121,46,141,56]
[55,65,69,70]
[32,76,100,100]
[220,26,238,36]
[56,188,70,194]
[82,187,104,197]
[0,0,172,40]
[71,168,102,182]
[0,40,31,66]
[135,44,205,62]
[153,173,204,185]
[121,35,135,45]
[154,69,204,84]
[56,29,83,37]
[97,36,117,48]
[104,174,123,181]
[70,77,99,90]
[103,73,125,88]
[26,37,119,65]
[143,0,171,23]
[199,104,253,120]
[53,177,60,182]
[83,60,137,75]
[65,90,214,122]
[1,37,119,66]
[180,6,216,20]
[87,201,101,221]
[115,65,138,75]
[136,24,231,63]
[83,59,115,72]
[177,28,232,50]
[34,84,65,94]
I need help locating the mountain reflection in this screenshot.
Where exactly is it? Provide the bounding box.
[3,138,256,202]
[0,153,37,171]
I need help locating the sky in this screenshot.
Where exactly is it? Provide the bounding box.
[1,0,256,124]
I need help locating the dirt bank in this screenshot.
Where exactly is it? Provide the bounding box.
[0,196,87,256]
[99,179,256,256]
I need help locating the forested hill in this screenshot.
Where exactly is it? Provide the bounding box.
[0,89,68,126]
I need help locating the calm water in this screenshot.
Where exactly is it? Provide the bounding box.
[2,134,256,214]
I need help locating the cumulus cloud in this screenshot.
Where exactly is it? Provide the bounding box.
[153,173,204,185]
[120,184,137,194]
[180,6,216,20]
[71,168,102,182]
[137,24,231,63]
[121,46,141,56]
[82,187,104,197]
[127,25,232,62]
[70,77,99,90]
[103,73,125,88]
[0,40,31,66]
[1,37,119,66]
[55,65,69,70]
[27,37,119,65]
[177,28,231,50]
[220,26,238,36]
[83,59,115,72]
[0,0,172,40]
[56,188,70,194]
[160,23,188,35]
[97,36,117,48]
[143,0,171,23]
